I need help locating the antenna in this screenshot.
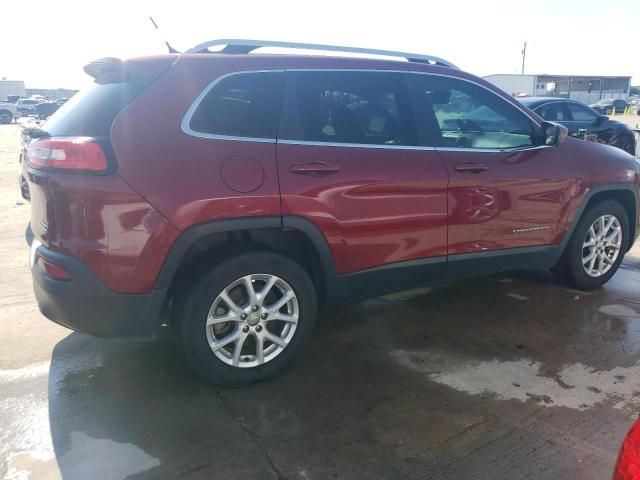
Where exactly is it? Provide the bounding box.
[149,16,179,54]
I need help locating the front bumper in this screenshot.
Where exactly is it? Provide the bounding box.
[30,239,167,338]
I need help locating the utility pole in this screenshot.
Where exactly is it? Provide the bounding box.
[521,41,527,75]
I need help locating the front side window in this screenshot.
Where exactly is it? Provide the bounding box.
[566,103,598,122]
[188,71,283,139]
[410,75,535,149]
[536,102,567,121]
[278,71,417,146]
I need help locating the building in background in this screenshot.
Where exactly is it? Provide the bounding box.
[484,74,631,104]
[0,80,26,101]
[0,80,78,102]
[26,87,78,100]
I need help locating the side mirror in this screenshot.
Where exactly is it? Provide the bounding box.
[541,121,568,146]
[594,114,606,126]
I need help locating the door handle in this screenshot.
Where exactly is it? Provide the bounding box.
[290,161,340,176]
[453,162,489,174]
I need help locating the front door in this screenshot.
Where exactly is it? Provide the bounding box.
[276,70,449,294]
[408,74,571,259]
[564,101,615,145]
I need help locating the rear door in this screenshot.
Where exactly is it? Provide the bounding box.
[407,73,571,266]
[276,70,449,292]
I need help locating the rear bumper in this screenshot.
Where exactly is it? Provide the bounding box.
[31,240,167,338]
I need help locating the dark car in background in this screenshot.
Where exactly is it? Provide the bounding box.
[519,97,636,155]
[590,98,629,115]
[34,102,61,120]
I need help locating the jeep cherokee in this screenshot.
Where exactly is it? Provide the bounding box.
[21,40,640,385]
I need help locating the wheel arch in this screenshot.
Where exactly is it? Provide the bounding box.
[155,216,338,309]
[565,183,638,252]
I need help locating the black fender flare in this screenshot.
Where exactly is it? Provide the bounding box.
[556,182,639,260]
[154,215,339,296]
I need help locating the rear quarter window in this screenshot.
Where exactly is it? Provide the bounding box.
[185,71,284,139]
[42,83,144,137]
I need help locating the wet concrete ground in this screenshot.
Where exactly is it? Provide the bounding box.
[2,123,640,479]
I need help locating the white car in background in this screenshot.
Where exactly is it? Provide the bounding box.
[15,98,41,117]
[0,102,18,124]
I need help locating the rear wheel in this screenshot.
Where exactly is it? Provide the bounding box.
[553,200,629,289]
[175,251,317,386]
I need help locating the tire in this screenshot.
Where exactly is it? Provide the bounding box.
[553,200,629,289]
[175,251,318,386]
[0,111,12,125]
[615,135,636,155]
[606,107,613,115]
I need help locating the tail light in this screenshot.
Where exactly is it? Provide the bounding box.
[27,137,108,172]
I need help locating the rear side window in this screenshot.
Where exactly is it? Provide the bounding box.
[278,71,417,146]
[43,82,145,137]
[187,72,284,139]
[536,102,568,121]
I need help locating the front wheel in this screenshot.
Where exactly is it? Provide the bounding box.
[0,111,13,124]
[176,251,317,386]
[553,200,629,289]
[615,135,636,155]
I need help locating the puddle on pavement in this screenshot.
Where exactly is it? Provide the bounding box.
[1,359,160,480]
[599,304,639,318]
[391,349,640,412]
[506,292,530,301]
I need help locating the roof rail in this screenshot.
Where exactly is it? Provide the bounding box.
[186,39,458,69]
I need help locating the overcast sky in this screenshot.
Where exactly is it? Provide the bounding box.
[2,0,638,89]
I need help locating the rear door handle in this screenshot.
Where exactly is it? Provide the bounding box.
[290,161,340,176]
[453,162,489,174]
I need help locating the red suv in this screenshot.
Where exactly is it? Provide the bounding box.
[21,40,640,385]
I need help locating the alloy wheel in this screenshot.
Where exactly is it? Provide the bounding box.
[582,214,622,277]
[205,274,299,368]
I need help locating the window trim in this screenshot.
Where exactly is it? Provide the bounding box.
[181,68,545,152]
[180,69,284,143]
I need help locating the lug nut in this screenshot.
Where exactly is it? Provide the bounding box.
[261,313,268,320]
[252,305,259,312]
[255,325,262,332]
[242,325,250,333]
[240,313,247,320]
